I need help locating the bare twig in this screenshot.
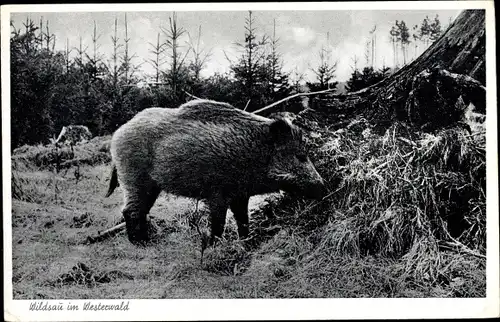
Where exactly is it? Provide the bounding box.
[223,49,235,65]
[438,218,486,259]
[243,99,251,111]
[439,240,486,259]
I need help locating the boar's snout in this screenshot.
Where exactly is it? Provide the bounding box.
[284,166,327,200]
[305,177,327,200]
[302,160,328,200]
[285,176,327,200]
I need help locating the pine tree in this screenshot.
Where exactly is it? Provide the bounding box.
[412,24,420,60]
[429,14,443,42]
[380,65,392,78]
[147,32,166,84]
[41,19,55,52]
[161,12,191,103]
[364,40,370,66]
[187,25,212,97]
[307,33,338,92]
[109,17,123,88]
[74,36,88,69]
[90,20,102,73]
[390,23,400,66]
[369,25,377,67]
[187,25,212,82]
[420,16,432,49]
[345,70,363,93]
[263,19,291,103]
[290,66,305,93]
[345,66,386,93]
[121,13,141,85]
[229,10,269,110]
[64,38,72,74]
[10,18,66,147]
[397,20,411,65]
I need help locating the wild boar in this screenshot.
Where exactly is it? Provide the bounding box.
[105,99,326,245]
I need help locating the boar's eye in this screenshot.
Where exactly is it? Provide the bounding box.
[296,154,308,162]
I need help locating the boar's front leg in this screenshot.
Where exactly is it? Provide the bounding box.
[207,193,230,245]
[230,195,250,239]
[122,182,161,245]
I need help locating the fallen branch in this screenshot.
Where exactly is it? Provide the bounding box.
[253,87,342,115]
[86,222,125,244]
[184,91,202,100]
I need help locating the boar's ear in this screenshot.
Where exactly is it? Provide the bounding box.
[269,118,293,143]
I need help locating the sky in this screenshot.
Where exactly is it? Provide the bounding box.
[11,9,461,82]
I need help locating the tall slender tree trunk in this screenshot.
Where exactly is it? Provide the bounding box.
[65,38,70,73]
[395,39,399,66]
[155,33,160,83]
[247,11,254,101]
[124,13,129,84]
[39,17,43,50]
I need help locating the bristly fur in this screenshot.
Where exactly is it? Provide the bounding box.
[178,99,271,124]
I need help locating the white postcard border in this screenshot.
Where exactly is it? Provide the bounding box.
[2,1,498,321]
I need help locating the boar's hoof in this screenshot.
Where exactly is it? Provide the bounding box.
[124,217,150,246]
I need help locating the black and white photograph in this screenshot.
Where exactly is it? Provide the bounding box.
[2,1,498,321]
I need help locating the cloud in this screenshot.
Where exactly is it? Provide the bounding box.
[288,26,317,47]
[128,17,156,43]
[200,45,237,78]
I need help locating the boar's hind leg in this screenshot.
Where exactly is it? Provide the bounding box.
[207,194,230,245]
[230,196,250,239]
[122,183,161,245]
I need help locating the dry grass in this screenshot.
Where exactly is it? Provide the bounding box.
[12,136,111,171]
[252,102,487,297]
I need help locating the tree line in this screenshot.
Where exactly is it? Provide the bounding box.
[390,14,444,66]
[344,14,446,93]
[10,11,446,149]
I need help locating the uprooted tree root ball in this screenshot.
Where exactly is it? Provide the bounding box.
[246,107,486,293]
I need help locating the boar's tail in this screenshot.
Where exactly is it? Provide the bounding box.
[105,164,119,198]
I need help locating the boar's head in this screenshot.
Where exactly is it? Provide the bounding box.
[266,117,326,200]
